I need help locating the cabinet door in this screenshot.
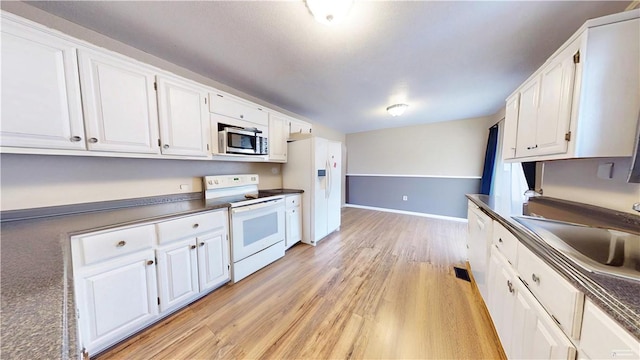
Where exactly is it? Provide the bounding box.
[285,206,302,248]
[78,48,160,154]
[289,119,312,136]
[268,113,288,162]
[77,250,158,353]
[503,94,519,159]
[156,239,199,312]
[157,75,209,157]
[467,205,492,300]
[535,53,575,156]
[515,78,540,157]
[196,229,230,292]
[487,249,517,357]
[511,279,576,360]
[1,18,86,150]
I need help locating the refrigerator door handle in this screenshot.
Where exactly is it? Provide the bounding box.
[326,159,331,199]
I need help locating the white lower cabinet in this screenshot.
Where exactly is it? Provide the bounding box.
[285,194,302,249]
[156,239,200,312]
[467,201,493,300]
[488,247,576,360]
[156,211,230,312]
[72,225,159,355]
[578,300,639,360]
[72,209,230,357]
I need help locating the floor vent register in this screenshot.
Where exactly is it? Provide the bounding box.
[453,267,471,282]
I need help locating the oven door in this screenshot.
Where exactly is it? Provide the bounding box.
[230,198,285,262]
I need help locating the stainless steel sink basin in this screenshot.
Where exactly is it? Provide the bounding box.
[513,216,640,281]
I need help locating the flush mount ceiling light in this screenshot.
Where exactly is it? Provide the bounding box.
[305,0,354,25]
[386,104,409,117]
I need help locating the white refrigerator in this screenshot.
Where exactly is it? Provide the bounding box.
[283,136,342,246]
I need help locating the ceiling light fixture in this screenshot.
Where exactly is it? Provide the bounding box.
[387,104,409,117]
[305,0,354,25]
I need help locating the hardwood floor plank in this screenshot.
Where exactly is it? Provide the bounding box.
[95,207,504,360]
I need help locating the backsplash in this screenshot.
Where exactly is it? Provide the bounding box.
[0,154,282,211]
[541,157,640,214]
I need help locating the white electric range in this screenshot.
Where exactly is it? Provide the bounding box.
[203,174,285,282]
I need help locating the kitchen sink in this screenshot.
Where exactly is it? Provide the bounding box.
[513,216,640,281]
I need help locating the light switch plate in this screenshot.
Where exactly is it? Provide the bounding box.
[596,162,614,179]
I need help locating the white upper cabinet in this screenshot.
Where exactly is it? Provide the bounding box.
[1,15,85,150]
[78,48,160,154]
[288,118,313,138]
[505,10,639,161]
[156,75,209,157]
[209,92,268,126]
[502,94,519,159]
[268,113,288,162]
[514,38,578,158]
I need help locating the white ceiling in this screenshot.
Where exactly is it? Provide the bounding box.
[25,1,629,134]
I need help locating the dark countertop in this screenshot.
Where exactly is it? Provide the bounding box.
[0,193,231,359]
[466,194,640,340]
[258,188,304,196]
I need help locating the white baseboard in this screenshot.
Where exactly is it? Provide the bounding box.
[344,204,468,223]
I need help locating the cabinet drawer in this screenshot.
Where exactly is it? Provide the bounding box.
[580,300,639,360]
[209,93,267,126]
[156,210,227,245]
[286,194,301,209]
[493,222,518,267]
[517,244,584,339]
[76,225,155,266]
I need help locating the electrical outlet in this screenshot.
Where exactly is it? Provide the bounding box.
[402,195,408,201]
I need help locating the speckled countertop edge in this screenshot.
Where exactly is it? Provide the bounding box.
[466,194,640,340]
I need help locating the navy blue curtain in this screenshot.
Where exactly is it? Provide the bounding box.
[521,162,537,190]
[480,125,499,195]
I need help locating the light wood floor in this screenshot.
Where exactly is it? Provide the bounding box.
[96,207,505,359]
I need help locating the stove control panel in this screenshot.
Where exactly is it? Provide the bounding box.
[203,174,259,190]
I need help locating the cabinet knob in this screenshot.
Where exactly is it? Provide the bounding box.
[70,136,82,142]
[163,144,170,149]
[146,260,154,266]
[240,114,244,119]
[190,245,196,250]
[498,238,503,243]
[193,223,199,229]
[88,137,98,143]
[531,273,540,284]
[199,242,205,247]
[116,240,126,247]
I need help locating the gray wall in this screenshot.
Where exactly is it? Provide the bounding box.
[347,176,481,218]
[346,114,501,218]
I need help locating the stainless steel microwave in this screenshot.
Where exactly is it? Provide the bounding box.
[218,127,268,155]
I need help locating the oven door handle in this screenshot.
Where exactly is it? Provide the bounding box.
[232,199,283,213]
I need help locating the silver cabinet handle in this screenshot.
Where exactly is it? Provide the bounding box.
[507,280,514,294]
[116,240,126,247]
[88,137,98,143]
[163,144,169,149]
[531,273,540,284]
[526,145,538,150]
[71,136,82,142]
